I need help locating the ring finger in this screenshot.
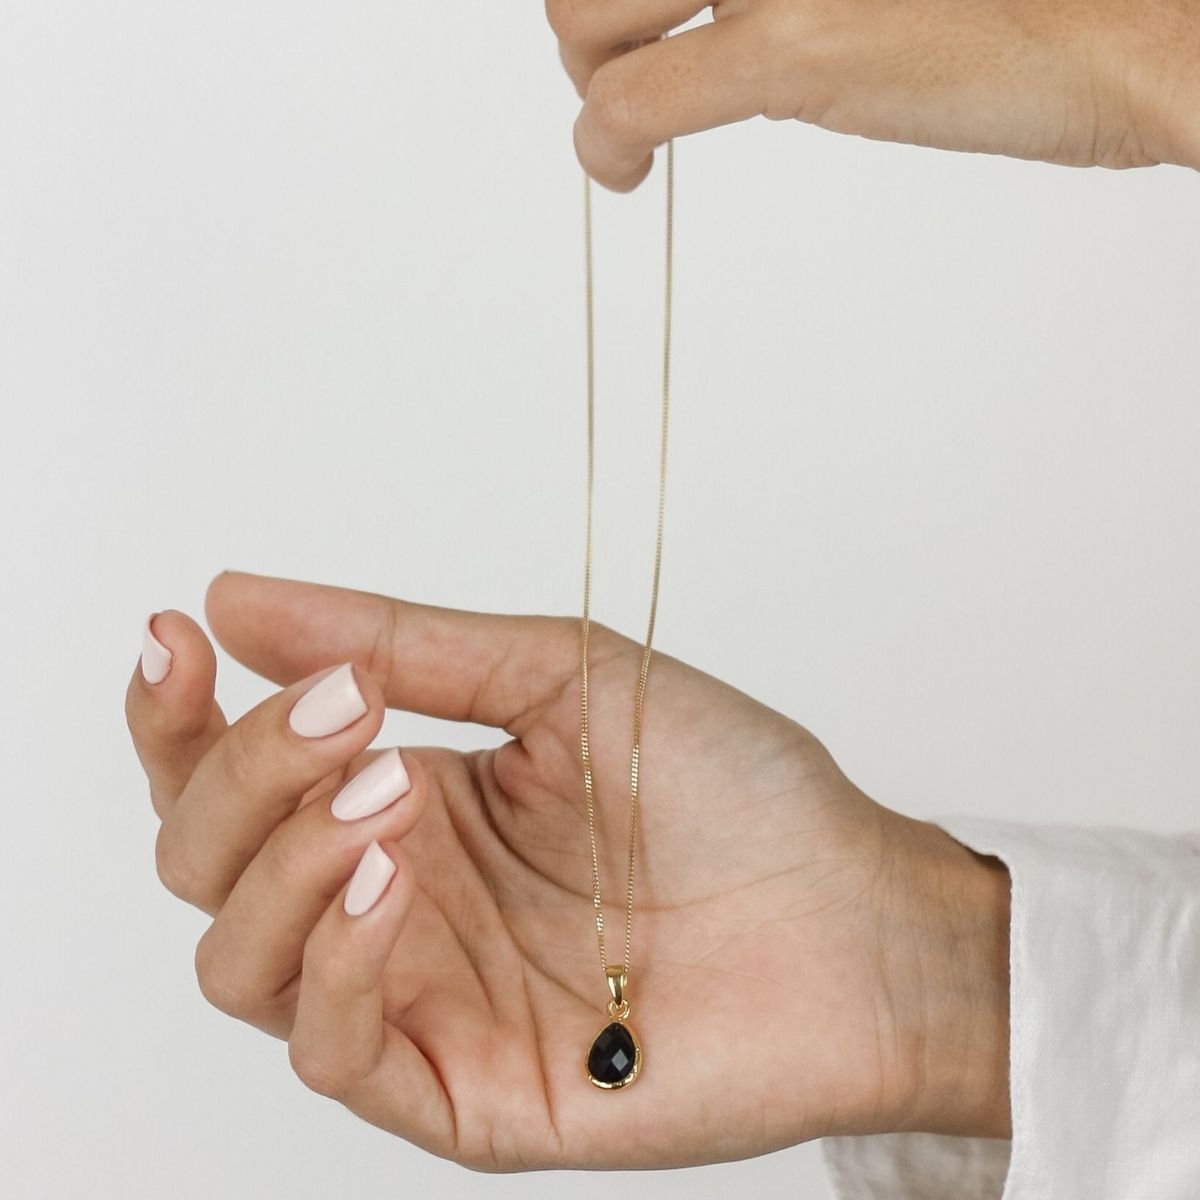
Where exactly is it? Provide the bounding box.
[193,746,428,1035]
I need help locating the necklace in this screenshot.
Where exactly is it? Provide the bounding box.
[580,136,674,1090]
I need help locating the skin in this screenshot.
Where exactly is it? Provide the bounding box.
[550,0,1200,191]
[127,570,1010,1171]
[123,1,1200,1171]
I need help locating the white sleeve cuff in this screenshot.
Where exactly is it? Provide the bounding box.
[822,817,1200,1200]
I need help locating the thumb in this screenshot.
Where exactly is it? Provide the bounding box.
[203,570,586,733]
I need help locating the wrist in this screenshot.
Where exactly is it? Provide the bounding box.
[879,816,1012,1139]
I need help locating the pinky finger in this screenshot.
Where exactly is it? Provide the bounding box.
[287,842,457,1157]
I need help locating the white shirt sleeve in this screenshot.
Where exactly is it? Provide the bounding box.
[821,817,1200,1200]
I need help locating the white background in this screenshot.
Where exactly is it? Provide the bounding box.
[2,2,1198,1197]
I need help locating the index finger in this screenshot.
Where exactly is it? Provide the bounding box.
[574,18,767,191]
[203,570,601,737]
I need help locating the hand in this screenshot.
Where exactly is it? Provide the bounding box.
[126,569,1010,1171]
[548,0,1200,190]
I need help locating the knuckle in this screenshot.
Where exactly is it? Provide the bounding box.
[288,1038,348,1100]
[301,933,353,994]
[193,933,252,1018]
[301,922,379,1003]
[154,826,198,903]
[585,65,641,148]
[460,1152,503,1175]
[363,598,401,699]
[170,706,215,744]
[544,0,586,44]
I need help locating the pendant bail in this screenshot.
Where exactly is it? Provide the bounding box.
[605,966,627,1006]
[605,966,630,1018]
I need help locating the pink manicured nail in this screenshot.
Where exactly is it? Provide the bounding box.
[288,663,367,738]
[140,613,173,684]
[344,841,396,916]
[331,748,412,822]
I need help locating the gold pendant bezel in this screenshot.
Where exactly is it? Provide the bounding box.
[585,1018,642,1089]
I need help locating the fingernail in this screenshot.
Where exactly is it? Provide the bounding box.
[141,613,173,684]
[331,747,412,822]
[344,841,397,916]
[288,663,368,738]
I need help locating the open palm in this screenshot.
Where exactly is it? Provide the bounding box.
[129,571,1007,1173]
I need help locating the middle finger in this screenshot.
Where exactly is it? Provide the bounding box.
[193,745,427,1035]
[549,0,713,95]
[156,661,383,914]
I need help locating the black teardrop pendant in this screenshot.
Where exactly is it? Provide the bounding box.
[586,1019,641,1088]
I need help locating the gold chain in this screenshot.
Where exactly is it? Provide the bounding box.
[580,137,674,1000]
